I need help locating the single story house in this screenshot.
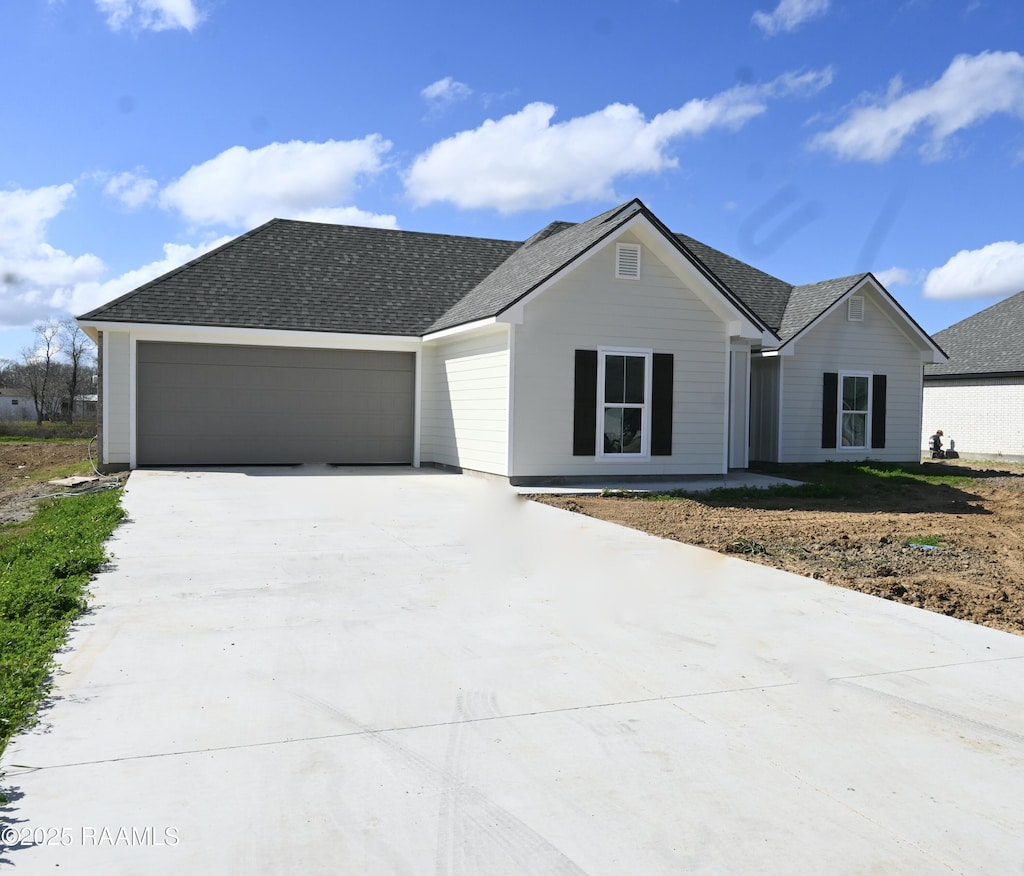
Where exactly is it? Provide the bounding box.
[922,289,1024,460]
[0,387,36,421]
[78,199,946,481]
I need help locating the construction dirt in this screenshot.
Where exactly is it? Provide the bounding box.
[0,440,105,526]
[535,461,1024,637]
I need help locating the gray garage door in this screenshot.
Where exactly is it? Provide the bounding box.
[137,342,415,465]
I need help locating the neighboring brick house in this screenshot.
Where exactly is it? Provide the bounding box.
[78,199,946,479]
[923,290,1024,460]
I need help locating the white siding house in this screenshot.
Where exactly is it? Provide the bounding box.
[78,199,945,478]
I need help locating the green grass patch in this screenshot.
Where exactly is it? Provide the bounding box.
[855,463,974,488]
[0,420,97,440]
[645,460,1000,508]
[906,534,943,547]
[0,489,124,754]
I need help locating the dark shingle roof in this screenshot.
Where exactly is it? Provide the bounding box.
[79,200,929,352]
[675,233,792,331]
[674,233,872,343]
[779,275,869,341]
[926,289,1024,376]
[79,220,522,336]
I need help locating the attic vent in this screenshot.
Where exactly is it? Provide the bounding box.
[616,244,641,279]
[848,296,865,322]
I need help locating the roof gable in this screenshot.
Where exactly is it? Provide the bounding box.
[426,201,643,333]
[926,289,1024,376]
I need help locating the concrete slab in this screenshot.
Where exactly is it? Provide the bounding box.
[3,465,1024,874]
[513,471,804,495]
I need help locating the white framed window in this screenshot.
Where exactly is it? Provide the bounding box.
[597,348,652,457]
[615,243,641,280]
[839,372,871,449]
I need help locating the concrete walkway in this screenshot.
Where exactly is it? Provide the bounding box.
[3,466,1024,874]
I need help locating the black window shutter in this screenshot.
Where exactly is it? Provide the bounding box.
[573,350,598,456]
[651,353,674,456]
[822,372,838,449]
[871,374,887,449]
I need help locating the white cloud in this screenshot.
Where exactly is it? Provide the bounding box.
[0,184,108,328]
[160,137,394,228]
[874,267,914,288]
[405,68,833,212]
[421,77,472,106]
[923,241,1024,299]
[812,51,1024,162]
[288,207,398,228]
[96,0,203,31]
[104,170,158,209]
[66,236,232,316]
[0,184,75,251]
[752,0,830,35]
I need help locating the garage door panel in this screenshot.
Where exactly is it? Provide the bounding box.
[137,342,415,465]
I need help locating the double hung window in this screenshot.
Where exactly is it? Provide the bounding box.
[599,350,651,455]
[840,374,870,448]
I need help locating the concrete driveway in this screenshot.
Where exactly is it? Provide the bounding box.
[3,467,1024,874]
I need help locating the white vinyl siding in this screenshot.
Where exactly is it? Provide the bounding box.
[512,231,728,478]
[922,376,1024,460]
[421,327,510,476]
[780,289,923,463]
[103,330,132,464]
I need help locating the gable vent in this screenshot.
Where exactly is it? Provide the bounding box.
[616,243,641,280]
[848,296,865,321]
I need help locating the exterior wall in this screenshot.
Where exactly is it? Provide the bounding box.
[780,289,925,463]
[510,232,729,478]
[421,326,510,476]
[103,330,132,464]
[0,393,35,421]
[749,356,780,462]
[923,376,1024,459]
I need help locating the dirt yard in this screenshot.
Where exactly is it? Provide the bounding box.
[0,441,102,525]
[535,461,1024,637]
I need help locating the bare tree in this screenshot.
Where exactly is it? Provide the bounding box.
[58,318,95,423]
[19,320,62,426]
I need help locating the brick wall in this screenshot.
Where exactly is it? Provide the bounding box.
[922,375,1024,459]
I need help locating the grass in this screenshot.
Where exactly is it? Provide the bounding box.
[0,419,97,440]
[26,458,97,484]
[906,534,943,547]
[0,489,124,754]
[637,460,992,506]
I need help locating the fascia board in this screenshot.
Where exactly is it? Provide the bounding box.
[421,317,502,343]
[76,321,422,351]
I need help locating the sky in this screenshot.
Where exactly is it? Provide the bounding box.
[2,0,1024,362]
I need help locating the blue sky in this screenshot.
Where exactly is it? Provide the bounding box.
[3,0,1024,362]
